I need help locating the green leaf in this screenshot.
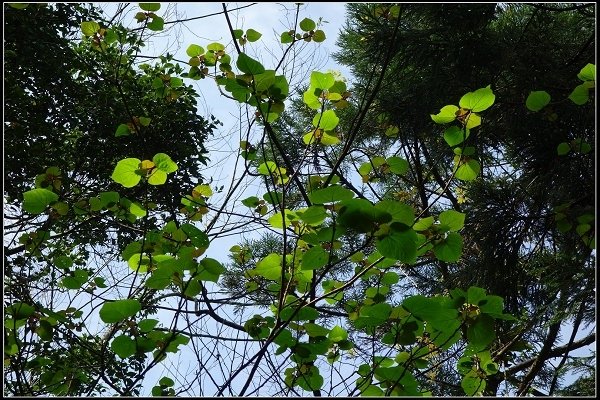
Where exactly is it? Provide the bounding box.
[128,253,150,273]
[568,84,589,105]
[479,295,504,315]
[312,109,339,130]
[6,302,35,319]
[443,126,470,147]
[241,196,260,207]
[139,116,151,126]
[313,30,326,42]
[302,246,329,270]
[439,210,465,231]
[299,206,328,226]
[376,225,418,264]
[281,31,293,44]
[8,3,29,9]
[310,71,335,90]
[461,370,486,396]
[413,216,434,231]
[182,278,201,297]
[328,325,348,342]
[455,159,481,181]
[54,256,73,270]
[153,153,178,173]
[111,158,142,188]
[525,91,551,112]
[251,253,282,280]
[299,18,316,31]
[147,16,164,31]
[180,223,209,248]
[467,314,495,351]
[304,322,329,337]
[459,86,495,112]
[246,28,262,42]
[23,189,58,214]
[147,169,167,185]
[387,156,409,175]
[115,123,131,137]
[236,52,265,75]
[111,335,136,359]
[308,185,354,204]
[577,63,595,82]
[186,44,204,57]
[381,271,399,285]
[138,319,159,333]
[268,209,298,229]
[159,376,175,387]
[374,201,413,226]
[433,232,463,262]
[431,105,458,124]
[81,21,100,36]
[557,142,571,155]
[197,258,225,282]
[280,305,319,321]
[139,3,161,12]
[99,299,141,324]
[463,112,481,129]
[467,287,487,304]
[129,202,147,218]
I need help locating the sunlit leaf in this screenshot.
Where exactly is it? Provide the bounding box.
[577,63,596,82]
[455,159,480,181]
[186,44,204,57]
[431,105,458,124]
[312,109,339,130]
[459,86,495,112]
[81,21,100,36]
[443,126,470,147]
[111,158,142,188]
[310,71,335,90]
[23,189,58,214]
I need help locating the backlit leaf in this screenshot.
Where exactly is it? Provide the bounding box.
[23,189,58,214]
[459,86,495,112]
[431,105,458,124]
[111,158,142,188]
[312,109,339,130]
